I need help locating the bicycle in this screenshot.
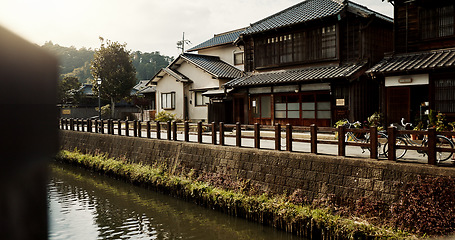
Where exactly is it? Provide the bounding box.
[385,118,454,163]
[343,120,388,158]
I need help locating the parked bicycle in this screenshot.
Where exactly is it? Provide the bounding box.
[385,118,454,163]
[343,120,388,158]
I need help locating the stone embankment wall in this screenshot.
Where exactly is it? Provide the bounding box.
[60,130,455,203]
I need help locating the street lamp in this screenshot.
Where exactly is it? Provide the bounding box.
[97,78,102,121]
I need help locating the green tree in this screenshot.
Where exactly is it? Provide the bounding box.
[58,76,80,104]
[91,37,137,118]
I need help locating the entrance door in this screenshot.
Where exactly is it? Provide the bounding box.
[387,87,410,124]
[233,97,245,124]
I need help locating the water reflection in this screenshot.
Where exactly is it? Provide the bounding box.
[48,162,304,240]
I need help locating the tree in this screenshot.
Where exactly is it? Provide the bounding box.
[91,37,137,118]
[58,76,80,104]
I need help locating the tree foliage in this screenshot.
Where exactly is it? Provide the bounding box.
[91,38,137,117]
[41,41,173,83]
[57,76,80,104]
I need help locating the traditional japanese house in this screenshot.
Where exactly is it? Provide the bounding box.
[368,0,455,125]
[149,53,243,122]
[224,0,393,127]
[186,28,246,123]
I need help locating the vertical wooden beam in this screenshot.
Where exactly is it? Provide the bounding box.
[310,124,317,154]
[172,121,177,141]
[147,121,151,138]
[236,122,242,147]
[254,123,260,149]
[338,125,345,157]
[212,122,217,145]
[156,121,161,139]
[275,123,281,151]
[167,121,172,140]
[125,120,129,136]
[88,119,92,133]
[137,121,142,137]
[94,119,98,133]
[117,120,121,135]
[219,122,225,146]
[286,124,292,152]
[100,120,104,134]
[184,121,189,142]
[427,127,437,165]
[133,120,138,137]
[370,126,378,159]
[387,126,396,161]
[197,121,203,143]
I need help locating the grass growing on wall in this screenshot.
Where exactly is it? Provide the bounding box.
[55,150,414,239]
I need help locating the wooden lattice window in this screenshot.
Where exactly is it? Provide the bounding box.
[421,5,455,39]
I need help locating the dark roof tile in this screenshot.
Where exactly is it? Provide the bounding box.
[225,62,367,87]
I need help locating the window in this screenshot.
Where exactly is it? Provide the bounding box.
[435,79,455,113]
[421,5,455,39]
[234,52,244,65]
[195,92,209,106]
[161,92,175,109]
[251,95,271,119]
[254,25,337,68]
[275,95,300,119]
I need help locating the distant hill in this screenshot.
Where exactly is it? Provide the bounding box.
[41,41,174,83]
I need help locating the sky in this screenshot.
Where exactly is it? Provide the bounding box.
[0,0,393,58]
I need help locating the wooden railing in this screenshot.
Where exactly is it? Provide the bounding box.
[60,118,455,166]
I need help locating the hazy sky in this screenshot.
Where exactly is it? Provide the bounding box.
[0,0,393,58]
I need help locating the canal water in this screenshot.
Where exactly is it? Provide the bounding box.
[48,162,305,240]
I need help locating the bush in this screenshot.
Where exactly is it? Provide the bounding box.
[391,176,455,235]
[154,111,178,122]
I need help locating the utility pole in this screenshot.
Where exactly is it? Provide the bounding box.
[177,32,191,54]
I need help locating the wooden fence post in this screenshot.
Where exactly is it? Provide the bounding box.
[87,119,92,133]
[184,121,189,142]
[70,118,74,131]
[147,121,151,138]
[370,126,378,159]
[125,120,129,136]
[117,120,121,135]
[167,121,172,140]
[310,124,317,154]
[254,123,260,149]
[94,119,98,133]
[110,119,114,135]
[172,121,177,141]
[156,121,161,139]
[219,122,225,146]
[236,122,241,147]
[212,122,217,145]
[427,127,437,165]
[106,119,110,134]
[137,121,142,137]
[338,125,345,156]
[197,121,203,143]
[101,120,105,134]
[133,120,138,137]
[387,126,396,161]
[76,119,80,131]
[275,123,281,151]
[286,124,292,152]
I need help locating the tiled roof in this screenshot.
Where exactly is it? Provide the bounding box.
[187,28,246,52]
[181,53,244,79]
[244,0,392,35]
[224,62,367,87]
[367,48,455,75]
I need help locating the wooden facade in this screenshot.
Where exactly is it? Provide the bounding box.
[369,0,455,124]
[229,2,393,127]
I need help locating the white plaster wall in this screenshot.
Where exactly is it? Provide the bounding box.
[155,75,184,120]
[198,45,244,71]
[178,61,217,121]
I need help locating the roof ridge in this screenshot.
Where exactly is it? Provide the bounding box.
[249,0,332,27]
